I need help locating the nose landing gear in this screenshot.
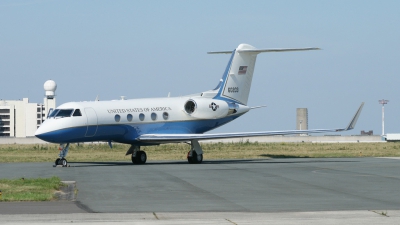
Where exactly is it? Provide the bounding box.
[55,143,70,167]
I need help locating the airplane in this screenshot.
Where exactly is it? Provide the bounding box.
[35,43,364,167]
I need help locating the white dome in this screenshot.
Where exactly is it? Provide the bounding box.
[44,80,57,97]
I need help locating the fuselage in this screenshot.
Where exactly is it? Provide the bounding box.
[35,95,250,145]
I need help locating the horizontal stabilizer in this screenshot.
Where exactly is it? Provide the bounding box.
[250,105,267,110]
[208,47,320,54]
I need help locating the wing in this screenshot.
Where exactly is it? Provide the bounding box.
[137,103,364,143]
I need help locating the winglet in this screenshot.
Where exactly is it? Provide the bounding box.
[345,102,364,131]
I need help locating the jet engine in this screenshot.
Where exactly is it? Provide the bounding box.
[183,98,239,119]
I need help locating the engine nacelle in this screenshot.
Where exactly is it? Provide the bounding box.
[184,98,238,119]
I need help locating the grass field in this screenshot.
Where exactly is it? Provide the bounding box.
[0,176,63,201]
[0,142,399,163]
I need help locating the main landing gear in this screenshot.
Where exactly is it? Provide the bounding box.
[187,140,203,164]
[126,145,147,164]
[55,143,70,167]
[126,141,203,165]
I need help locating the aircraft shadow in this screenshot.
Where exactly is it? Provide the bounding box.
[68,158,359,167]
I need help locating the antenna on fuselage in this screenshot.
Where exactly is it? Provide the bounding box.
[168,92,170,97]
[95,95,99,101]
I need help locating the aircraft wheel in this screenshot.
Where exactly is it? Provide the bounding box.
[55,158,60,165]
[60,158,68,167]
[187,151,194,164]
[137,151,147,164]
[131,154,137,164]
[193,151,203,164]
[188,151,203,164]
[132,151,147,164]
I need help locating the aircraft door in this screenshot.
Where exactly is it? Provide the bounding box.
[85,108,98,137]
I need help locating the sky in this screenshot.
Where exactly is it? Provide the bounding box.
[1,0,399,135]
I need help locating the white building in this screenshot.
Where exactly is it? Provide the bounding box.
[0,80,57,137]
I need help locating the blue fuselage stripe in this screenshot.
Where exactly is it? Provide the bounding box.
[36,115,242,144]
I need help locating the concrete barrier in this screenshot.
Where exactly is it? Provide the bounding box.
[0,137,48,144]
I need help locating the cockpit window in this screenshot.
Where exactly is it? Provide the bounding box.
[73,109,82,117]
[47,108,54,118]
[55,109,73,118]
[49,109,59,118]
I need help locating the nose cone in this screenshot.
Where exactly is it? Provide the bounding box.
[35,123,55,142]
[35,120,87,143]
[35,121,64,143]
[35,125,45,137]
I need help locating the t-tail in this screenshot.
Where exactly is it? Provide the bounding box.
[209,44,320,106]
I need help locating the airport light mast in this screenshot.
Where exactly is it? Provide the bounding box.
[379,99,389,136]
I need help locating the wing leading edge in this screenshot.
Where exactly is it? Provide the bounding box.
[137,103,364,143]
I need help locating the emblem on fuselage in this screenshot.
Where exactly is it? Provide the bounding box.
[209,102,219,111]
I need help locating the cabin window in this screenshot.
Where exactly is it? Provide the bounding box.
[151,112,157,121]
[73,109,82,117]
[115,114,121,122]
[127,114,133,122]
[55,109,73,118]
[139,113,145,121]
[163,112,169,120]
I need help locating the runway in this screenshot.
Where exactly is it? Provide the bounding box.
[1,158,400,223]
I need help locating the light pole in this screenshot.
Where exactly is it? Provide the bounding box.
[299,120,303,131]
[378,99,389,136]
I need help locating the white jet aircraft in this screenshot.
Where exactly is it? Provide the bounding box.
[35,44,364,166]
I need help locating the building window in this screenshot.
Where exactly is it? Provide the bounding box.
[0,115,10,119]
[37,114,41,119]
[0,109,10,113]
[139,113,145,121]
[127,114,133,122]
[163,112,169,120]
[0,121,10,125]
[151,113,157,121]
[37,121,41,125]
[115,114,121,122]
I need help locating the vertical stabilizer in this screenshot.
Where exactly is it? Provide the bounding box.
[212,44,259,105]
[209,44,319,106]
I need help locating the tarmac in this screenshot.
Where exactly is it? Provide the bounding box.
[1,157,400,224]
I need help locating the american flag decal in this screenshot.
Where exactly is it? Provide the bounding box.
[238,66,247,75]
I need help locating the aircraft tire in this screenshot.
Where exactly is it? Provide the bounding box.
[55,158,60,165]
[187,151,194,164]
[188,151,203,164]
[132,151,147,164]
[137,151,147,164]
[60,158,67,167]
[131,154,137,164]
[193,152,203,164]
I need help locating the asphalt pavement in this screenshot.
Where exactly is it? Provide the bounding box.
[0,157,400,223]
